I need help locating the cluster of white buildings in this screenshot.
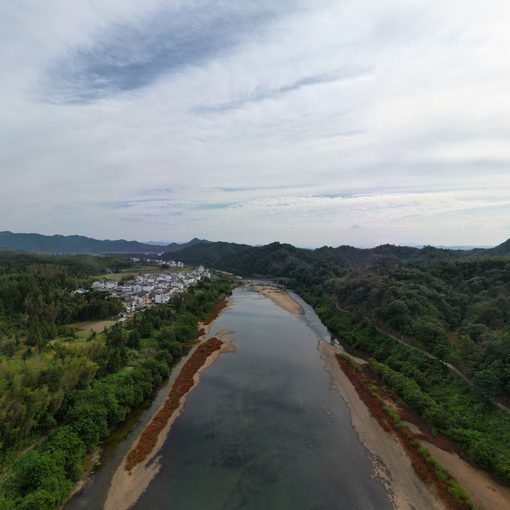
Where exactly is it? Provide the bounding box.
[129,257,184,268]
[91,266,211,314]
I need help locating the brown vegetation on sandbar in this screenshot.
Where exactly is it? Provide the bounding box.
[336,354,474,510]
[125,337,223,472]
[202,297,229,325]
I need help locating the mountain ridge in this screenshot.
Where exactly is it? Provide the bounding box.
[0,231,210,254]
[165,237,510,277]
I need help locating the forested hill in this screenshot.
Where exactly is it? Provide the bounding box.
[164,241,349,283]
[0,231,210,254]
[165,237,510,277]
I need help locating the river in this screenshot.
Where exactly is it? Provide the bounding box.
[67,284,393,510]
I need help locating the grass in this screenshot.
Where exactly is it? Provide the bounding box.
[418,447,476,509]
[94,265,193,282]
[71,319,117,337]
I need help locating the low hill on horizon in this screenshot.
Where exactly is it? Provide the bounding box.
[2,229,508,263]
[0,231,209,255]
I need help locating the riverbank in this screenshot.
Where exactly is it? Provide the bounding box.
[320,340,510,510]
[252,285,304,315]
[104,302,234,510]
[319,340,446,510]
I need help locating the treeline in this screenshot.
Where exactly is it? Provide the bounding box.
[0,253,130,344]
[167,236,510,276]
[166,241,349,284]
[298,288,510,486]
[0,278,232,510]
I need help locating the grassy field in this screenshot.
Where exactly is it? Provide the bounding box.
[72,319,117,338]
[95,265,192,282]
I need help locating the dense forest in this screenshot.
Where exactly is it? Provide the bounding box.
[167,237,510,275]
[168,238,510,486]
[0,253,131,345]
[0,252,232,509]
[325,258,510,398]
[299,288,510,486]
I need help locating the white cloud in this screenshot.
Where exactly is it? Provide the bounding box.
[0,0,509,246]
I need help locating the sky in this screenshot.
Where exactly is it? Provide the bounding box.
[1,0,510,248]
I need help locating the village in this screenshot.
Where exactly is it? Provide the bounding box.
[91,265,211,314]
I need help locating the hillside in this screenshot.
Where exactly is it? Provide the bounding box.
[326,257,510,396]
[0,231,209,254]
[165,241,349,283]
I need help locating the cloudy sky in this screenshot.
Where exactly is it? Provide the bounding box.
[2,0,510,247]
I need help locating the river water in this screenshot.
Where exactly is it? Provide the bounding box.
[67,284,393,510]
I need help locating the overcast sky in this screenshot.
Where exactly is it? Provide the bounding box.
[2,1,510,247]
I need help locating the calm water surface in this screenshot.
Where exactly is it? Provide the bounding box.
[68,285,393,510]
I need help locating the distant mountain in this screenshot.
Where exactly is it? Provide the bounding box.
[435,245,493,250]
[489,237,510,256]
[164,238,212,253]
[0,231,211,255]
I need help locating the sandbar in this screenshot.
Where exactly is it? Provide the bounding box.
[252,285,304,315]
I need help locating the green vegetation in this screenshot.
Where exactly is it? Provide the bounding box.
[0,252,232,509]
[169,237,510,276]
[326,258,510,398]
[0,252,131,345]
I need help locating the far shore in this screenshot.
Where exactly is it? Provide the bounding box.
[102,299,233,510]
[252,285,304,315]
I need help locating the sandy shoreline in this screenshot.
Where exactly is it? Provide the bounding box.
[320,340,510,510]
[319,340,446,510]
[104,302,234,510]
[421,438,510,510]
[252,285,304,315]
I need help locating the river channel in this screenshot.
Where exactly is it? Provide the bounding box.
[67,284,393,510]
